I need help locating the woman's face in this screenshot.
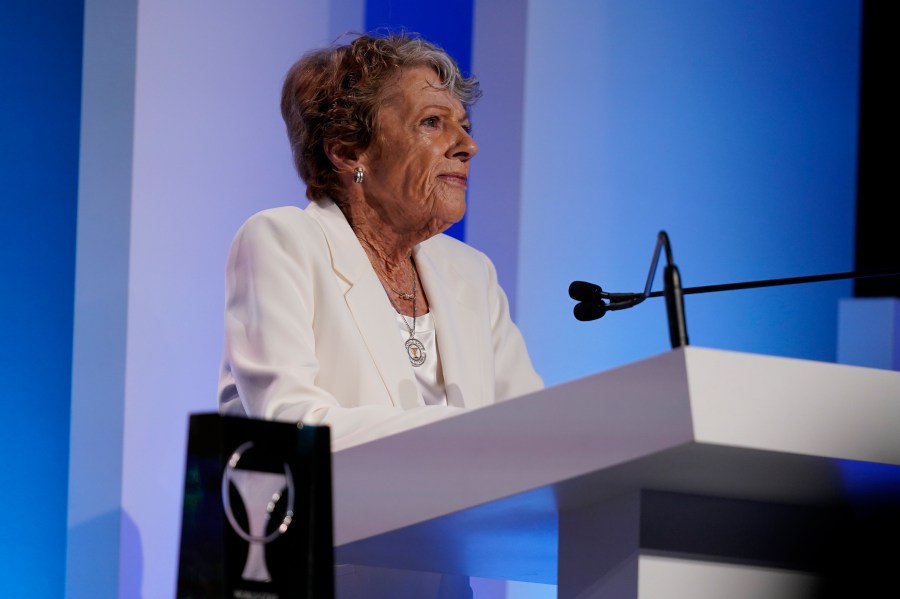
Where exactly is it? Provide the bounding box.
[357,65,478,237]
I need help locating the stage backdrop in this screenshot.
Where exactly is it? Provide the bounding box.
[471,0,860,386]
[59,0,863,598]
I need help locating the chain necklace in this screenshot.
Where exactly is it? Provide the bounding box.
[386,282,414,301]
[397,260,426,367]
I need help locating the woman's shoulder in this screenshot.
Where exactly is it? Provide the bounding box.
[422,232,485,259]
[228,204,331,256]
[235,203,329,238]
[420,233,496,279]
[239,204,314,230]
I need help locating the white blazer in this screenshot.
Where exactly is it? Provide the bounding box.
[218,199,543,451]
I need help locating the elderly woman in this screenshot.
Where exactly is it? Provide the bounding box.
[218,33,542,453]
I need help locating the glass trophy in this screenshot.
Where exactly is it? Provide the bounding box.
[176,413,333,599]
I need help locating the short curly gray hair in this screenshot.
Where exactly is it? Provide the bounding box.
[280,33,481,202]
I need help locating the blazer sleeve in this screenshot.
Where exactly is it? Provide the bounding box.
[483,252,545,401]
[218,209,466,451]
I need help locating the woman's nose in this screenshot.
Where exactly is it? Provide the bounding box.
[449,127,478,161]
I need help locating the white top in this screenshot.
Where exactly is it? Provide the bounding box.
[395,311,447,406]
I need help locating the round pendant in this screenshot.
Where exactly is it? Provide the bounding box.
[405,337,426,367]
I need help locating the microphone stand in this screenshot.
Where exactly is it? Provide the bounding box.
[569,230,900,351]
[663,243,688,348]
[643,231,688,349]
[569,231,689,348]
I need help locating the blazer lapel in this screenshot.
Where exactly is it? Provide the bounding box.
[415,242,493,410]
[307,200,423,410]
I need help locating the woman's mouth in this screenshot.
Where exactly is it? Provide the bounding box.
[438,173,468,187]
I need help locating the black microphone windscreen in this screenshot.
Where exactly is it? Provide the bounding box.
[569,281,604,302]
[573,302,606,321]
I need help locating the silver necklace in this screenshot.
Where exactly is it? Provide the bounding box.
[398,260,426,367]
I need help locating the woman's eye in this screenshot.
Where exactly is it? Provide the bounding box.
[422,117,438,127]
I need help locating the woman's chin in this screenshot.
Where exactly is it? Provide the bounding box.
[442,207,467,231]
[438,195,467,224]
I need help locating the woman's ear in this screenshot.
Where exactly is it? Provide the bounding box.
[324,141,361,175]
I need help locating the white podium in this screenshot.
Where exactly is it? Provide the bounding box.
[330,347,900,598]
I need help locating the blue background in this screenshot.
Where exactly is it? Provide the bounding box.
[1,1,82,596]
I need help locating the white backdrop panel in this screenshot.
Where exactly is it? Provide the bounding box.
[72,1,363,596]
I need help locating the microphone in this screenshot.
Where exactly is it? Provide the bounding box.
[571,231,900,349]
[570,281,646,322]
[573,301,606,322]
[569,231,689,348]
[572,297,643,321]
[568,281,643,304]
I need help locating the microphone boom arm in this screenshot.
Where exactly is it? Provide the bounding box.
[643,266,900,298]
[570,230,900,350]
